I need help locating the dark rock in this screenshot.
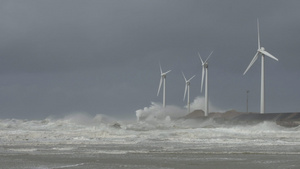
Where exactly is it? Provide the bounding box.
[184,110,205,119]
[111,123,121,129]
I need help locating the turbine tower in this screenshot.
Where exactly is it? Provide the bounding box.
[182,72,195,114]
[243,19,278,114]
[199,51,213,117]
[157,63,171,108]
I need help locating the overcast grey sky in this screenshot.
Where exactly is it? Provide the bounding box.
[0,0,299,119]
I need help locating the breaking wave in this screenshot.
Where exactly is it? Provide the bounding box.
[1,111,300,148]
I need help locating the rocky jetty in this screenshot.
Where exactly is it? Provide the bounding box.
[184,110,300,127]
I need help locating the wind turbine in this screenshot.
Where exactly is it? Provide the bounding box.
[243,19,278,114]
[199,51,213,117]
[182,72,195,114]
[157,63,171,108]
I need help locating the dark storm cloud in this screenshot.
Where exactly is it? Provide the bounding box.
[0,0,299,119]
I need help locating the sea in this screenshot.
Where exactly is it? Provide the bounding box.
[1,112,300,169]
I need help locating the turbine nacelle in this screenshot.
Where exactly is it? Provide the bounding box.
[161,70,171,77]
[204,63,208,68]
[257,47,265,54]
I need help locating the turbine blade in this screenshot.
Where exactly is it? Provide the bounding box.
[188,75,196,82]
[201,67,205,93]
[157,77,162,96]
[257,19,260,49]
[243,52,259,75]
[182,72,187,82]
[164,70,172,74]
[205,51,214,63]
[198,52,204,64]
[183,84,187,101]
[260,50,278,61]
[159,62,162,74]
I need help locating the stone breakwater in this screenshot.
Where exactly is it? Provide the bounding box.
[184,110,300,127]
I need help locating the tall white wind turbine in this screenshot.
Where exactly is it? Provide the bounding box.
[157,63,171,108]
[182,72,195,114]
[199,51,213,117]
[243,19,278,114]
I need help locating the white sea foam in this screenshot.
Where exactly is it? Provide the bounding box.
[53,163,85,169]
[52,147,74,151]
[1,112,300,152]
[8,148,37,152]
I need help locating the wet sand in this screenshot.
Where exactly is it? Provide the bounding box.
[1,143,300,169]
[1,149,300,169]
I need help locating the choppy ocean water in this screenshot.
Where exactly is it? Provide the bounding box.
[1,113,300,169]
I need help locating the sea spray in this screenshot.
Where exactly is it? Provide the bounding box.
[189,96,223,113]
[136,96,224,122]
[135,102,185,122]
